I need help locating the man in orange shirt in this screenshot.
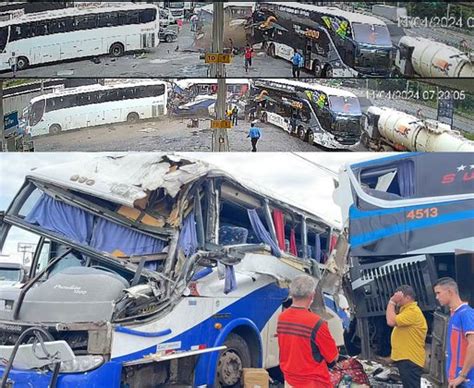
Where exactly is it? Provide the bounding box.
[277,275,339,388]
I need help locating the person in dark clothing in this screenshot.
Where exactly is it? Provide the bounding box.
[247,122,262,152]
[232,106,239,126]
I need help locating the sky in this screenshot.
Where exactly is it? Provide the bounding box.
[0,152,385,263]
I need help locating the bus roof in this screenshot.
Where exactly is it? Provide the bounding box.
[29,80,168,105]
[175,79,250,89]
[28,154,337,229]
[261,2,387,26]
[0,2,158,26]
[260,78,358,98]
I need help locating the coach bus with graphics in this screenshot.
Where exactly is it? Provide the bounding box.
[0,154,348,387]
[25,80,168,137]
[0,3,160,72]
[250,2,394,77]
[334,153,474,387]
[250,78,362,150]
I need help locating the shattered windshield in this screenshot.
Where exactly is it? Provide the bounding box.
[329,96,362,115]
[352,23,391,46]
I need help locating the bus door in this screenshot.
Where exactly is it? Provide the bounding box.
[304,38,313,71]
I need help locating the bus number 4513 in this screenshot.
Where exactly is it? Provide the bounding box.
[406,208,439,220]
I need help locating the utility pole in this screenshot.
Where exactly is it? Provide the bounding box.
[210,1,230,152]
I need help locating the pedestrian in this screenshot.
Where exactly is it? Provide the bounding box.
[244,44,254,73]
[229,38,235,55]
[434,278,474,388]
[9,52,17,78]
[177,18,183,33]
[291,49,304,78]
[232,105,239,126]
[386,285,428,388]
[247,121,262,152]
[277,275,338,388]
[190,14,198,32]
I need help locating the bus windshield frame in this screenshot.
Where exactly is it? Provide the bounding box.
[351,23,392,46]
[328,96,362,116]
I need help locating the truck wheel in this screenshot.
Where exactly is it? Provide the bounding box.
[16,56,29,70]
[49,124,62,135]
[127,112,140,123]
[110,42,125,57]
[216,333,251,388]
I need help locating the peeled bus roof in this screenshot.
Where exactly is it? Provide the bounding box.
[260,78,358,98]
[29,80,168,105]
[28,153,337,229]
[262,2,387,26]
[0,3,159,26]
[175,79,251,89]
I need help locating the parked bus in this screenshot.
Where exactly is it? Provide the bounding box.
[250,78,362,149]
[0,154,346,387]
[334,153,474,386]
[251,2,394,77]
[25,80,168,137]
[0,3,160,72]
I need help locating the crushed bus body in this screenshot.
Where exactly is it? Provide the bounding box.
[0,154,347,387]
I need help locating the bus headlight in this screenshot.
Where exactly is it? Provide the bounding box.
[54,355,104,374]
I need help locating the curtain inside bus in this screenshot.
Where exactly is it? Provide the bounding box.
[177,212,198,257]
[315,233,322,263]
[247,209,281,257]
[289,228,297,256]
[272,209,286,251]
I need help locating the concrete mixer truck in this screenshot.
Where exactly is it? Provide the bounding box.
[395,36,474,78]
[361,106,474,152]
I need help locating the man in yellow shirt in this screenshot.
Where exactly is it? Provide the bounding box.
[386,285,428,388]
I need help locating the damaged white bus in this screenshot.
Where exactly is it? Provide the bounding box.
[0,154,346,387]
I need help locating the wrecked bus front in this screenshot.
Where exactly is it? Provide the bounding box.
[0,154,344,387]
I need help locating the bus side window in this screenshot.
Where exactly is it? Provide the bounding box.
[139,9,157,24]
[98,12,119,28]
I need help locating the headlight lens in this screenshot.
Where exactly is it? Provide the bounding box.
[53,355,104,374]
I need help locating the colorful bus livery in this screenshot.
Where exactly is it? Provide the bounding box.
[0,154,345,387]
[252,2,394,77]
[0,3,160,72]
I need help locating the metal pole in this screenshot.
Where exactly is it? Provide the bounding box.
[211,1,229,152]
[0,81,5,152]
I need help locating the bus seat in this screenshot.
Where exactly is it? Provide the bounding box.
[219,225,249,246]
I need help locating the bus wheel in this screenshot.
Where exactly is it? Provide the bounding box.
[307,131,315,145]
[16,57,29,70]
[127,112,140,124]
[298,126,307,141]
[49,124,62,135]
[323,65,334,78]
[110,43,125,57]
[216,334,251,387]
[312,61,322,77]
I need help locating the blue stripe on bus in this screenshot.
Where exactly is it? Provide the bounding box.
[349,200,465,220]
[351,210,474,247]
[350,153,420,169]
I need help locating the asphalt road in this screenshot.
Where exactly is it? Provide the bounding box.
[32,117,366,152]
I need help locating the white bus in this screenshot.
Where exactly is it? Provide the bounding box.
[25,80,168,137]
[0,3,160,71]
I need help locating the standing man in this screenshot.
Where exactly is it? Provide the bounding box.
[9,52,17,78]
[232,105,239,126]
[386,285,428,388]
[244,44,254,73]
[291,50,303,79]
[277,275,339,388]
[247,121,262,152]
[434,277,474,388]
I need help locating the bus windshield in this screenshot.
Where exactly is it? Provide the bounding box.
[0,268,21,282]
[0,26,8,51]
[352,23,391,46]
[169,2,184,9]
[28,100,46,127]
[329,96,361,115]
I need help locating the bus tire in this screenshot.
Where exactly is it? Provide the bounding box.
[267,44,276,58]
[110,42,125,57]
[127,112,140,123]
[298,126,307,141]
[307,130,315,145]
[49,124,62,135]
[312,60,322,77]
[322,64,334,78]
[16,56,29,70]
[216,333,251,387]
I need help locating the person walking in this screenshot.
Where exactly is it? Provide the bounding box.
[277,275,339,388]
[247,122,262,152]
[244,44,254,73]
[386,285,428,388]
[232,105,239,126]
[9,52,17,78]
[177,18,183,33]
[434,278,474,388]
[291,50,304,78]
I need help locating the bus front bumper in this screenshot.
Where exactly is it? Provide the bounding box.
[0,361,122,388]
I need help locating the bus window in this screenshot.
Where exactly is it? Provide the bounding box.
[139,8,157,24]
[352,23,391,46]
[74,15,98,31]
[98,12,119,28]
[49,17,74,34]
[0,26,7,51]
[28,100,46,127]
[329,96,361,115]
